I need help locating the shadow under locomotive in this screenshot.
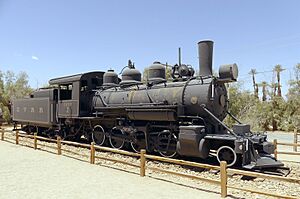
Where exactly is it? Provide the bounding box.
[12,40,285,172]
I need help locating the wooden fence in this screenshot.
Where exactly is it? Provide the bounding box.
[0,128,299,199]
[273,129,300,159]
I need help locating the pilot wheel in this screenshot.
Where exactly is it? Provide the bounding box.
[216,146,237,167]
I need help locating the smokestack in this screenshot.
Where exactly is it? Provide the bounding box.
[198,40,213,76]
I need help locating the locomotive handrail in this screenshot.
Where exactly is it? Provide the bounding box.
[94,92,108,107]
[125,108,176,112]
[94,104,177,109]
[181,76,195,105]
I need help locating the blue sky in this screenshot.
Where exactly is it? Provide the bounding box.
[0,0,300,95]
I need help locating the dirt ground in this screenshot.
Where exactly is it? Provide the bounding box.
[0,141,220,199]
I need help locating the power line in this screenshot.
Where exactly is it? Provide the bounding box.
[239,66,296,78]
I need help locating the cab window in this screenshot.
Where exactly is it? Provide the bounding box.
[91,77,102,89]
[60,84,72,100]
[81,80,88,92]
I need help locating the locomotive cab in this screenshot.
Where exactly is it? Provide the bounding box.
[49,72,104,117]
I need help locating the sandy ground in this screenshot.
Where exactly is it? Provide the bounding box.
[0,141,220,199]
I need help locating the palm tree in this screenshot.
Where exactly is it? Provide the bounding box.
[249,69,257,98]
[261,81,268,101]
[255,83,259,99]
[270,83,277,97]
[274,65,284,97]
[258,81,268,101]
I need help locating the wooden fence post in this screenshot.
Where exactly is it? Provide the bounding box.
[57,136,62,155]
[90,142,95,164]
[294,129,297,152]
[220,161,228,198]
[34,133,37,150]
[1,129,4,141]
[273,139,278,159]
[140,149,146,177]
[16,130,19,145]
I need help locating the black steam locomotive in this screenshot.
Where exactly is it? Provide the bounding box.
[12,40,283,170]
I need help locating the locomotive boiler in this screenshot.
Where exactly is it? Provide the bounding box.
[12,40,283,170]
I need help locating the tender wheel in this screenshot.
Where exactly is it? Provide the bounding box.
[216,146,237,167]
[92,125,106,146]
[109,128,125,149]
[157,132,177,158]
[130,131,146,153]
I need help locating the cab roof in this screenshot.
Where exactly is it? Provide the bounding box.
[49,71,104,85]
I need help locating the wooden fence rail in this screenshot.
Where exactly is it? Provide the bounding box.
[273,130,300,159]
[0,127,298,199]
